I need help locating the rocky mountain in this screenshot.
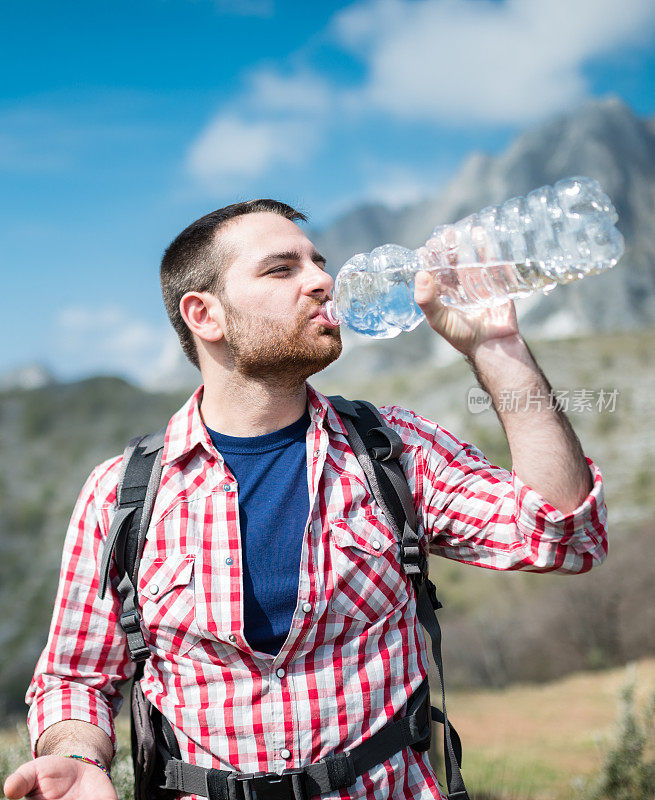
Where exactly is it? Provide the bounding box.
[311,96,655,381]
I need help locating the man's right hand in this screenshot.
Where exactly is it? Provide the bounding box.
[3,755,117,800]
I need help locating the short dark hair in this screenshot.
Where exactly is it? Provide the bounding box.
[160,199,307,369]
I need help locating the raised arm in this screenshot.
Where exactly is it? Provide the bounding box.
[414,271,592,513]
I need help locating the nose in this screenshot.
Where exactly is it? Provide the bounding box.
[303,261,333,297]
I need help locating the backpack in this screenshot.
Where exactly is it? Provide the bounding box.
[98,397,469,800]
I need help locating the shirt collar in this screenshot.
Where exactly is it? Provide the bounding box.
[161,385,215,466]
[161,383,348,466]
[307,384,349,436]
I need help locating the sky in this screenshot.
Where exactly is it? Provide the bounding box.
[2,0,655,386]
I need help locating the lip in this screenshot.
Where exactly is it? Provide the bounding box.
[310,306,340,329]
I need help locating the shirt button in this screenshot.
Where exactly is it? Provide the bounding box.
[280,749,291,760]
[302,602,312,614]
[372,540,381,551]
[276,668,286,678]
[148,583,159,595]
[225,557,234,565]
[222,483,232,492]
[228,634,237,643]
[314,449,320,457]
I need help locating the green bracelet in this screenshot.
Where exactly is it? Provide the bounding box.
[65,754,112,781]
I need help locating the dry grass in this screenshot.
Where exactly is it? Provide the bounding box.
[443,658,655,799]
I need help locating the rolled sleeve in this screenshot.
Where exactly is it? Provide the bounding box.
[377,405,608,575]
[27,681,118,756]
[424,432,607,574]
[511,457,607,570]
[25,458,134,756]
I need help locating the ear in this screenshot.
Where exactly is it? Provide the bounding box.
[179,291,225,344]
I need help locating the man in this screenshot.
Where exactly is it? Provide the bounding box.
[4,199,607,800]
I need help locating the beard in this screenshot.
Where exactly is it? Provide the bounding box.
[221,298,343,388]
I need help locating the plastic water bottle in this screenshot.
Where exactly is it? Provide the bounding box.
[323,177,624,339]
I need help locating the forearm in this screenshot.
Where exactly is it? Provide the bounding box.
[469,333,592,513]
[35,720,114,771]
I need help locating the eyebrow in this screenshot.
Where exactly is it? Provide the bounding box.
[257,249,327,268]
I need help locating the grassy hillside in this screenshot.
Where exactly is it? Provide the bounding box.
[445,658,655,799]
[0,378,188,711]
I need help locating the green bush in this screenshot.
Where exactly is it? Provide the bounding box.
[583,672,655,800]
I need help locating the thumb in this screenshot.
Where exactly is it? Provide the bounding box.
[3,762,37,799]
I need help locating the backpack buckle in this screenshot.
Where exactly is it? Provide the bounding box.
[400,523,428,581]
[228,769,308,800]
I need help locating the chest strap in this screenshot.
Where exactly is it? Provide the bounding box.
[158,679,450,800]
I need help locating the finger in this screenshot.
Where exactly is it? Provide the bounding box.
[3,763,37,799]
[414,270,437,307]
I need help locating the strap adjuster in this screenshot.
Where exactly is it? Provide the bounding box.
[322,751,357,789]
[400,534,427,580]
[120,609,142,634]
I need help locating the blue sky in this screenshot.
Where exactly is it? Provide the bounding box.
[2,0,655,386]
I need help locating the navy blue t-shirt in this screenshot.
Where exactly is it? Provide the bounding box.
[206,410,311,655]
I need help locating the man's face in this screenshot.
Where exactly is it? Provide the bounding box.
[215,212,342,385]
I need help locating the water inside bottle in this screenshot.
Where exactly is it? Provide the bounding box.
[424,261,557,310]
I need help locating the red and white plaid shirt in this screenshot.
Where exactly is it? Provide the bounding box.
[27,385,607,799]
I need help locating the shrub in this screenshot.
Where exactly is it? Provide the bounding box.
[583,670,655,800]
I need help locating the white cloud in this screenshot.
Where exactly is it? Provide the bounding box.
[247,69,334,115]
[185,67,336,188]
[55,305,187,387]
[332,0,655,124]
[186,113,318,188]
[184,0,655,190]
[359,165,436,209]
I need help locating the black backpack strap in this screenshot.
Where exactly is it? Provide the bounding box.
[328,396,469,800]
[97,427,171,800]
[97,427,166,662]
[329,396,425,581]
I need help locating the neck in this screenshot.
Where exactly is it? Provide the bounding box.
[199,369,309,437]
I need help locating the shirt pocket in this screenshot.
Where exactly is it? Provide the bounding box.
[328,513,410,623]
[138,553,199,657]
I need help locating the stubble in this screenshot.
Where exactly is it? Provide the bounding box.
[221,298,343,389]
